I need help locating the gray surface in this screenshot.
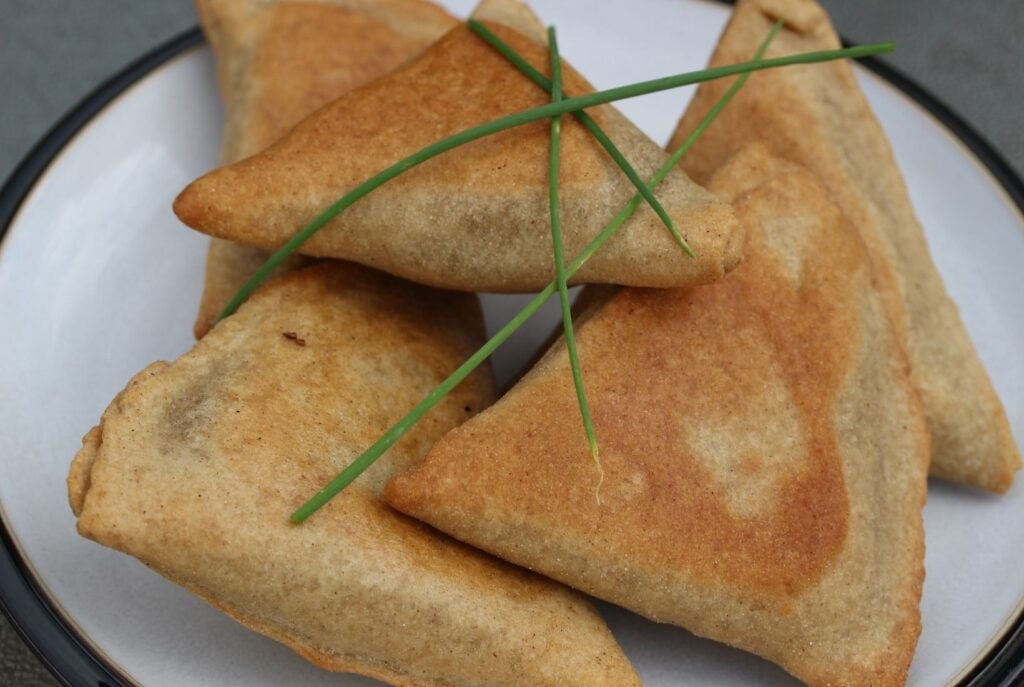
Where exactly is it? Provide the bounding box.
[0,1,1021,685]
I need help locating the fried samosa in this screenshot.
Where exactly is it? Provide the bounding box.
[386,144,930,687]
[68,262,641,687]
[193,0,459,337]
[669,0,1020,492]
[173,16,742,292]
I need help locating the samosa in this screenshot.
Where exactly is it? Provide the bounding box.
[386,144,930,687]
[68,262,641,686]
[670,0,1020,491]
[173,13,742,292]
[193,0,459,337]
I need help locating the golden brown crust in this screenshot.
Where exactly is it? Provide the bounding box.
[68,362,172,515]
[668,0,1020,491]
[193,240,313,338]
[192,0,458,338]
[71,261,641,687]
[386,144,929,687]
[174,21,742,292]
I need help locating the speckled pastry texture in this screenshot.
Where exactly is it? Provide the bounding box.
[669,0,1020,492]
[69,262,640,687]
[386,145,930,687]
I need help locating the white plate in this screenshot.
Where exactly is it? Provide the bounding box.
[1,1,1022,685]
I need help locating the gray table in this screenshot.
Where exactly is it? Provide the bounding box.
[1,1,1021,685]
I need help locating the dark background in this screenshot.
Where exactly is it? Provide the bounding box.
[1,1,1022,684]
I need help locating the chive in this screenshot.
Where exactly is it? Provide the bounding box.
[290,22,795,523]
[218,37,893,322]
[468,19,692,258]
[546,27,603,489]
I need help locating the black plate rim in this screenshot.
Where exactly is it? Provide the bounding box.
[0,11,1022,687]
[0,28,204,687]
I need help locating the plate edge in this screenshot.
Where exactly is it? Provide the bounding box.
[0,27,204,687]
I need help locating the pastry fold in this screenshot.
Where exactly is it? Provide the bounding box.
[386,144,930,687]
[69,262,641,687]
[669,0,1020,491]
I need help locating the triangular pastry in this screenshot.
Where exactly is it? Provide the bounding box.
[174,17,742,292]
[386,144,930,686]
[69,262,641,686]
[669,0,1020,491]
[193,0,459,337]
